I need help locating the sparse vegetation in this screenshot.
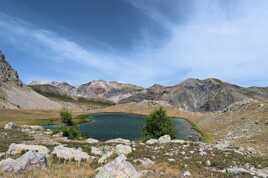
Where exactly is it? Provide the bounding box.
[30,86,115,107]
[0,129,33,152]
[144,107,176,139]
[52,109,83,139]
[61,126,81,140]
[60,109,73,126]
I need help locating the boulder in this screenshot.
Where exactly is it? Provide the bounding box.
[4,122,16,130]
[52,145,91,162]
[7,144,49,156]
[0,151,47,172]
[98,151,114,164]
[91,146,103,156]
[182,171,192,177]
[146,139,158,145]
[105,138,131,145]
[95,154,141,178]
[86,138,99,144]
[206,160,211,167]
[115,144,132,155]
[158,135,171,144]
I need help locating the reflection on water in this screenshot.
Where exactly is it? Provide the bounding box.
[79,113,200,141]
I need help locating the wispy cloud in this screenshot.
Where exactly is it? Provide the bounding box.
[0,0,268,87]
[0,12,182,86]
[126,0,268,86]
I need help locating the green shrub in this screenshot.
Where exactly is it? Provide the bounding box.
[51,125,81,140]
[60,126,81,140]
[143,107,176,139]
[60,109,73,126]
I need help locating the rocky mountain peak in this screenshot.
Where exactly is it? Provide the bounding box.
[0,51,22,86]
[77,80,144,102]
[29,81,77,97]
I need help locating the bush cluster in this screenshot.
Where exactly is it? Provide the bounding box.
[60,109,73,126]
[144,107,176,139]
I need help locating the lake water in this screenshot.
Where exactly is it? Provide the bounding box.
[79,113,200,141]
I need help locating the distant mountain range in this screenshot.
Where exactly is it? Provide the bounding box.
[1,50,267,112]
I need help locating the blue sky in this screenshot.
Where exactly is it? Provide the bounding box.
[0,0,267,87]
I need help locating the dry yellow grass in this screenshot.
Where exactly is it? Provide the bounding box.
[0,109,87,127]
[1,162,95,178]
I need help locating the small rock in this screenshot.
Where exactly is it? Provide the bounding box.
[115,144,132,155]
[167,158,176,162]
[21,125,44,131]
[52,145,91,162]
[7,144,49,156]
[182,171,192,177]
[146,139,158,145]
[206,160,211,167]
[158,135,171,144]
[0,151,47,172]
[86,138,99,144]
[4,122,16,130]
[105,138,131,145]
[95,154,141,178]
[171,139,188,144]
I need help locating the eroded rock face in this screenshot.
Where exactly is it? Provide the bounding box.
[95,154,141,178]
[7,144,49,156]
[0,51,22,86]
[77,80,144,103]
[0,151,47,172]
[120,78,268,112]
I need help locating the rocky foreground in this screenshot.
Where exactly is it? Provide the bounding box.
[0,123,267,178]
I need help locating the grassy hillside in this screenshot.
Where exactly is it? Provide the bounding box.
[30,86,114,107]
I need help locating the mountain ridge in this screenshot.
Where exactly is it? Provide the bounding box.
[29,78,268,112]
[1,50,267,112]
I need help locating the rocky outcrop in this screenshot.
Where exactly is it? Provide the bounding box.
[120,78,268,112]
[7,143,49,156]
[77,80,144,102]
[115,144,132,155]
[0,51,22,86]
[95,154,141,178]
[0,151,47,172]
[29,81,77,97]
[0,51,61,110]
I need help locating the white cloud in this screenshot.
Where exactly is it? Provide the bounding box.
[126,0,268,86]
[1,0,268,87]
